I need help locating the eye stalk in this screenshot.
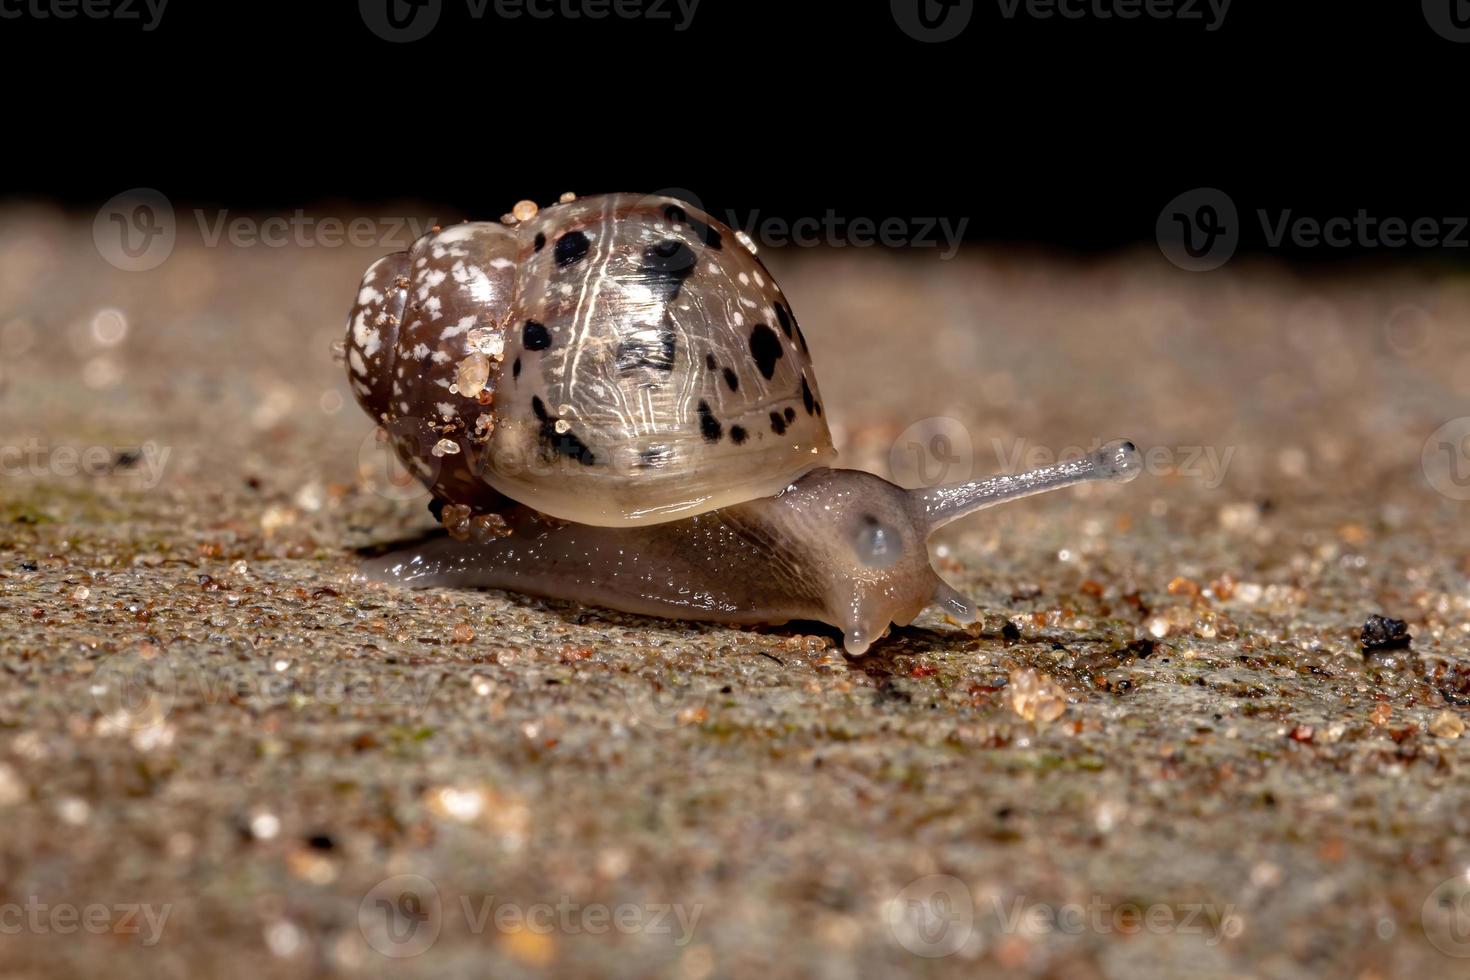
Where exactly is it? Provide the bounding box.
[909,439,1142,534]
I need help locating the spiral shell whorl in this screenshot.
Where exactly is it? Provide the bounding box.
[345,194,836,527]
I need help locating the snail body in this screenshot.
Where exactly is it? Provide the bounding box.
[345,193,1140,654]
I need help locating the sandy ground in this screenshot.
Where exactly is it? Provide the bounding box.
[2,202,1470,979]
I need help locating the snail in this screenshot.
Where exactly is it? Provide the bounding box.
[343,192,1141,654]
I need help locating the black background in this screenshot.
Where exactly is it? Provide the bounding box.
[4,0,1464,256]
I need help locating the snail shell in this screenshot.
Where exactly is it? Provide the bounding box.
[344,193,837,527]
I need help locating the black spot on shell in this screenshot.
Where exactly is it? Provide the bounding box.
[768,411,787,436]
[795,321,809,355]
[554,230,591,268]
[663,203,723,250]
[730,425,748,445]
[705,353,716,371]
[784,407,796,423]
[532,395,596,466]
[774,303,793,339]
[639,239,698,301]
[697,399,722,443]
[512,357,521,379]
[749,324,783,381]
[523,320,551,351]
[616,326,677,373]
[722,367,739,392]
[801,375,816,415]
[534,232,546,252]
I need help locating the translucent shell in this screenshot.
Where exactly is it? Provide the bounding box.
[343,193,836,527]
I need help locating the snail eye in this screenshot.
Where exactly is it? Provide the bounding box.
[853,515,902,570]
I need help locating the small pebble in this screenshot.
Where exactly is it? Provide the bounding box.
[1361,614,1411,653]
[1009,668,1067,724]
[1430,711,1465,739]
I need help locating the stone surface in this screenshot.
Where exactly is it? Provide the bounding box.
[2,206,1470,977]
